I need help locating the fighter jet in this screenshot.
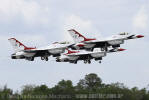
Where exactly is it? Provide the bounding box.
[56,48,126,64]
[8,38,73,61]
[68,29,144,51]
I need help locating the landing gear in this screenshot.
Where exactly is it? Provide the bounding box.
[41,57,44,60]
[45,57,48,61]
[101,46,108,51]
[41,57,49,61]
[84,60,87,64]
[25,57,34,61]
[84,59,91,64]
[100,43,108,51]
[105,47,108,51]
[30,57,34,61]
[99,61,101,63]
[94,58,102,63]
[101,48,104,51]
[74,60,78,64]
[88,60,91,64]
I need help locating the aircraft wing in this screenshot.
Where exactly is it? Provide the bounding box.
[24,48,49,53]
[24,43,73,53]
[84,34,136,44]
[66,48,125,57]
[84,38,120,44]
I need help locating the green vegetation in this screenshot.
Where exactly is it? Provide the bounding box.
[0,73,149,100]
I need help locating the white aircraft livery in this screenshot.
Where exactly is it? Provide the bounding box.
[8,29,144,64]
[68,29,144,51]
[8,38,72,61]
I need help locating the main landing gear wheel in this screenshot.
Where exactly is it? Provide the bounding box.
[84,60,91,64]
[45,57,48,61]
[84,60,87,64]
[31,57,34,61]
[41,57,44,60]
[88,60,91,64]
[41,57,48,61]
[74,61,77,64]
[99,61,101,63]
[26,57,34,61]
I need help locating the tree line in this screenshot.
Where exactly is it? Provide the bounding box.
[0,73,149,100]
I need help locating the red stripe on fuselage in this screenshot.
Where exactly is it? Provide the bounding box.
[84,38,96,41]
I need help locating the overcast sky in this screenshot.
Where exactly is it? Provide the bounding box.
[0,0,149,91]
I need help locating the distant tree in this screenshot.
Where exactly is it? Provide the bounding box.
[76,79,86,90]
[21,84,35,95]
[51,80,74,94]
[0,85,13,100]
[76,73,102,92]
[85,73,102,89]
[33,85,51,95]
[1,73,149,100]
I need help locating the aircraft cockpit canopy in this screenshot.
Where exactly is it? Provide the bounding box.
[54,41,70,44]
[119,32,129,35]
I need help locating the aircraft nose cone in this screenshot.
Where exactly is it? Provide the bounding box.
[118,48,126,51]
[136,35,144,38]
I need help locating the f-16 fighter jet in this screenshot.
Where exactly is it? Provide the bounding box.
[56,48,126,64]
[8,38,72,61]
[68,29,144,51]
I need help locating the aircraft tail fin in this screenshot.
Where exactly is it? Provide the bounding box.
[68,29,96,43]
[8,38,35,52]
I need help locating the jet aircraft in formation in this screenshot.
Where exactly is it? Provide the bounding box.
[8,29,144,64]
